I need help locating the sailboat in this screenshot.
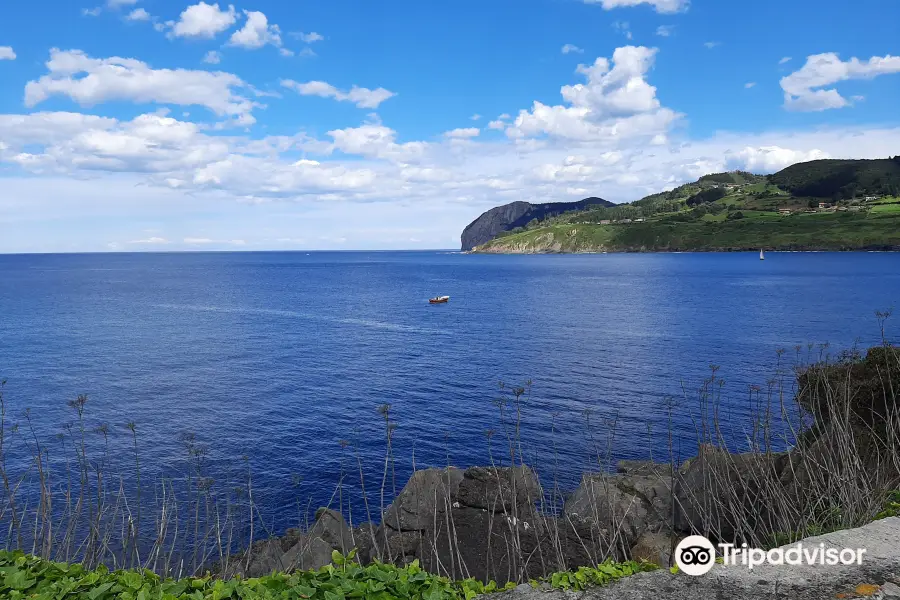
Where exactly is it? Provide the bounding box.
[760,249,765,260]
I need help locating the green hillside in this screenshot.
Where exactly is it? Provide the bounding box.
[476,156,900,253]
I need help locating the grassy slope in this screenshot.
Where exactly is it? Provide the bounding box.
[476,159,900,253]
[479,209,900,253]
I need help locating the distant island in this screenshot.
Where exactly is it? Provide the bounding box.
[462,157,900,253]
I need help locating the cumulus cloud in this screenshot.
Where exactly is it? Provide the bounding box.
[781,52,900,112]
[125,8,151,21]
[562,44,584,55]
[727,146,830,172]
[24,49,257,123]
[203,50,221,64]
[228,10,282,49]
[168,2,236,38]
[0,46,15,60]
[583,0,689,13]
[704,41,720,49]
[5,40,900,252]
[779,56,792,65]
[744,82,756,89]
[327,123,427,161]
[506,46,680,143]
[292,31,324,43]
[107,0,138,7]
[281,80,396,109]
[655,25,673,37]
[444,128,480,139]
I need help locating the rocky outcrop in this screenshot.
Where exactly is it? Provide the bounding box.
[460,198,613,251]
[461,202,532,252]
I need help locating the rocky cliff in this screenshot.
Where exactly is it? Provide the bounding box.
[460,197,613,251]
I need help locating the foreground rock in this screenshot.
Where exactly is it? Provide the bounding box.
[493,517,900,600]
[224,507,354,577]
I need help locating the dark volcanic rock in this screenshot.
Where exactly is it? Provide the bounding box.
[460,197,613,251]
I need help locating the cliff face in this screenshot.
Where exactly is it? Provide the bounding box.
[460,197,613,251]
[460,202,532,252]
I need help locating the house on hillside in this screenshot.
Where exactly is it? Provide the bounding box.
[620,218,633,224]
[818,202,830,209]
[779,209,792,215]
[600,220,611,225]
[634,218,645,223]
[864,196,881,202]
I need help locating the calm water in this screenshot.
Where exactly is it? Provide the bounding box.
[1,251,898,529]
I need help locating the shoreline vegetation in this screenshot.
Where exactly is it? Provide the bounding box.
[2,322,900,595]
[462,157,900,254]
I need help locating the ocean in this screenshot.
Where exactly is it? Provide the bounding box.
[1,250,898,531]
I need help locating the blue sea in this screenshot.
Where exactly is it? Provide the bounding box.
[1,251,898,530]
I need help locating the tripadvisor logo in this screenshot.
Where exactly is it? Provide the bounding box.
[675,535,716,576]
[674,535,868,576]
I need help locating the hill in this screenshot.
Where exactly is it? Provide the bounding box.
[467,156,900,253]
[460,197,614,251]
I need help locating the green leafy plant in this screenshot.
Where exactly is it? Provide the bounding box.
[0,550,654,600]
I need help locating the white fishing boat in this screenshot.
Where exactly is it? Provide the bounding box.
[429,295,450,304]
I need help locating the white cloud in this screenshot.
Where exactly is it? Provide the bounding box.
[169,2,237,39]
[704,41,720,49]
[744,82,756,89]
[83,7,102,16]
[25,49,257,123]
[327,123,426,161]
[781,52,900,112]
[107,0,138,7]
[728,146,830,172]
[293,31,324,43]
[562,44,584,55]
[0,46,15,60]
[655,25,673,37]
[584,0,689,13]
[470,114,482,121]
[487,120,506,130]
[281,80,396,109]
[203,50,221,64]
[779,56,792,65]
[506,46,680,143]
[125,8,151,21]
[228,10,282,50]
[444,127,480,139]
[128,237,169,244]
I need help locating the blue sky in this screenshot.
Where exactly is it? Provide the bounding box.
[0,0,898,252]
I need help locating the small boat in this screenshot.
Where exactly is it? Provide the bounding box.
[760,249,765,260]
[429,295,450,304]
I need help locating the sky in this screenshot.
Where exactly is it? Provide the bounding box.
[0,0,899,253]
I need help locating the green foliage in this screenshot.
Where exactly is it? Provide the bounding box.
[0,550,655,600]
[685,187,728,206]
[768,158,900,199]
[542,560,656,591]
[875,490,900,520]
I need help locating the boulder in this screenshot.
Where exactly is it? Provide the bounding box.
[381,467,464,532]
[629,531,679,567]
[308,508,353,553]
[617,460,673,477]
[454,466,542,515]
[281,535,334,572]
[564,472,672,545]
[673,444,788,542]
